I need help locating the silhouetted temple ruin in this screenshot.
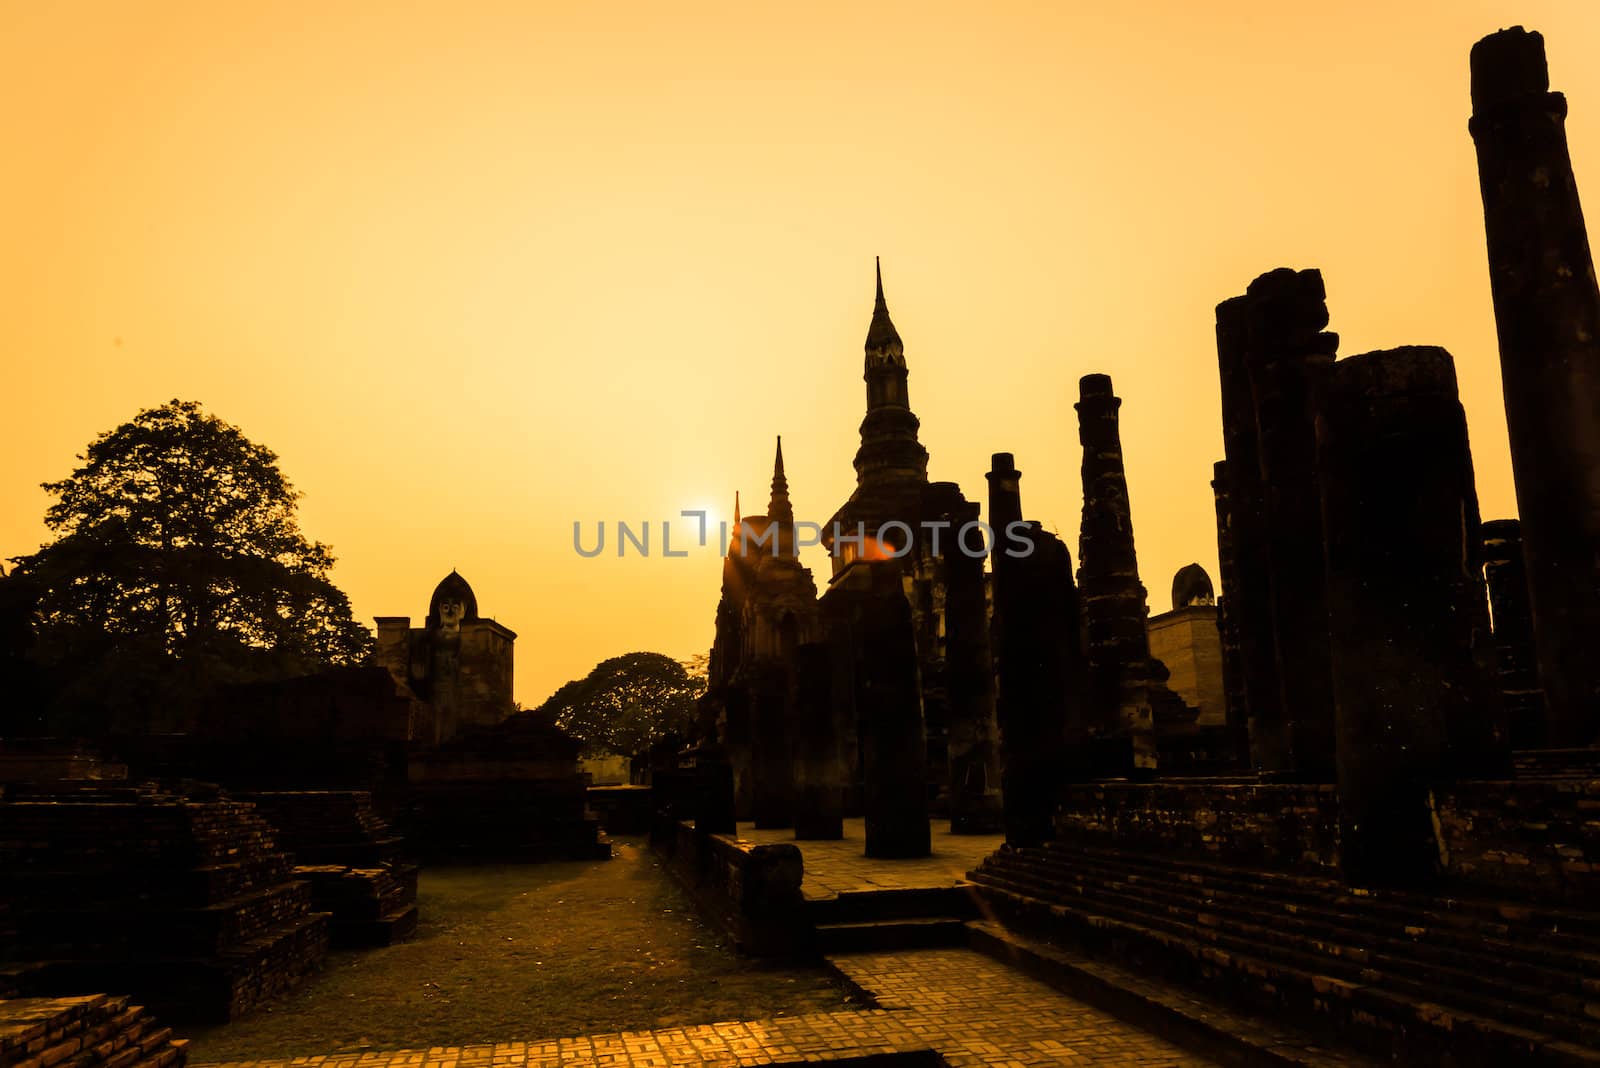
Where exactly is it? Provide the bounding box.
[11,22,1600,1068]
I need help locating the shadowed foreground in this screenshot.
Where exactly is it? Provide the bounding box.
[180,838,855,1062]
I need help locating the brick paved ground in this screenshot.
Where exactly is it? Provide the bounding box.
[199,947,1215,1067]
[829,948,1216,1067]
[737,819,1005,898]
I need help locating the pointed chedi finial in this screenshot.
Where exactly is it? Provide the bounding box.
[768,435,793,526]
[734,490,741,526]
[865,255,903,355]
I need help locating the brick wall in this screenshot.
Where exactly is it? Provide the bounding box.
[657,820,807,955]
[1432,778,1600,904]
[1054,781,1341,873]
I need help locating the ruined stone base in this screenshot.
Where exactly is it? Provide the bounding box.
[404,782,610,861]
[293,864,420,949]
[0,784,331,1022]
[0,994,189,1068]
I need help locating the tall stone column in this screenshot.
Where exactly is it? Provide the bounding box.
[1481,519,1547,748]
[986,453,1077,847]
[723,685,754,822]
[792,640,844,840]
[1214,297,1285,771]
[1210,461,1249,751]
[749,664,795,829]
[940,497,1004,834]
[1074,374,1158,772]
[1318,347,1506,888]
[820,563,930,858]
[694,742,737,836]
[1469,27,1600,745]
[1241,269,1338,781]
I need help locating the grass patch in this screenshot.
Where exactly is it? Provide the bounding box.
[182,837,856,1062]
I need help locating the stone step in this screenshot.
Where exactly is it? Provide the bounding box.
[813,917,968,955]
[1034,846,1600,973]
[972,860,1600,1050]
[0,997,187,1068]
[974,878,1593,1066]
[989,849,1600,994]
[987,859,1600,1042]
[329,903,419,950]
[1048,841,1600,945]
[965,921,1376,1067]
[804,886,979,926]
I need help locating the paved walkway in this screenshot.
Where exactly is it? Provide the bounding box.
[737,819,1004,898]
[830,947,1216,1067]
[200,948,1214,1068]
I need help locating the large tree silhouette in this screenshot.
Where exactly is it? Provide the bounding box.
[538,652,703,756]
[9,399,371,733]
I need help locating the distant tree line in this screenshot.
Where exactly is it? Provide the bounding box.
[535,651,705,757]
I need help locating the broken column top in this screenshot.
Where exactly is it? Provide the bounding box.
[1078,373,1116,400]
[1329,345,1459,398]
[989,452,1019,475]
[1245,268,1332,333]
[1471,27,1550,112]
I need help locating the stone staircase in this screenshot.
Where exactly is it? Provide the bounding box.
[968,841,1600,1066]
[1513,748,1600,779]
[245,791,419,948]
[0,786,329,1022]
[0,994,187,1068]
[808,886,977,954]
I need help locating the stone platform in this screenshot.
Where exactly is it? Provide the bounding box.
[737,820,1003,900]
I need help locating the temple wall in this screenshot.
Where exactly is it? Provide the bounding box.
[1432,778,1600,905]
[454,621,515,731]
[1146,607,1226,727]
[1053,781,1341,874]
[657,819,808,955]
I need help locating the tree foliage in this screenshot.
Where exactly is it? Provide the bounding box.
[9,400,372,733]
[538,652,704,756]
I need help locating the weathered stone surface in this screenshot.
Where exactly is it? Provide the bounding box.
[1317,347,1507,887]
[1470,27,1600,746]
[0,994,187,1068]
[1050,781,1341,872]
[374,571,515,744]
[403,710,608,860]
[1481,518,1548,747]
[818,563,930,859]
[791,641,844,841]
[1433,777,1600,905]
[928,493,1003,835]
[1074,374,1167,772]
[987,453,1075,848]
[1239,269,1338,781]
[1209,461,1249,745]
[0,784,328,1022]
[1213,297,1283,771]
[703,442,819,827]
[690,744,737,837]
[657,819,808,956]
[244,791,418,948]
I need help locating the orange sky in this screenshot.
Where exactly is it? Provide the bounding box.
[5,1,1599,708]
